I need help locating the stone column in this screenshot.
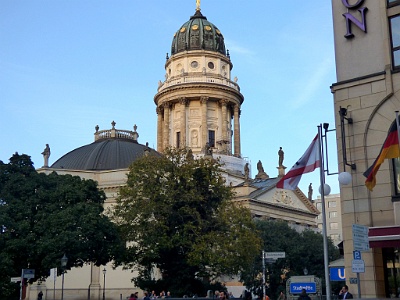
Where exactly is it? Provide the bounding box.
[179,97,188,148]
[157,107,163,152]
[220,99,228,153]
[89,264,101,300]
[163,102,171,150]
[233,104,241,157]
[200,97,208,150]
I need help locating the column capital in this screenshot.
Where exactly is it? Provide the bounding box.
[179,97,188,106]
[200,96,209,104]
[219,99,228,106]
[156,107,164,115]
[163,102,171,109]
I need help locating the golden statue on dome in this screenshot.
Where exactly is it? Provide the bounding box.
[196,0,201,11]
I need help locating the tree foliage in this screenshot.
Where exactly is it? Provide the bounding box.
[111,148,262,296]
[241,220,341,299]
[0,153,124,299]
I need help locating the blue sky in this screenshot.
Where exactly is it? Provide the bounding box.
[0,1,340,195]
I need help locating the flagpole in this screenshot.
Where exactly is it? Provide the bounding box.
[396,111,400,150]
[318,124,331,300]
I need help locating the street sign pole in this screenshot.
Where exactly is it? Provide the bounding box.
[262,251,266,300]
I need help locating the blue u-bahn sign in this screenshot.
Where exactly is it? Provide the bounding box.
[290,283,316,294]
[330,267,345,281]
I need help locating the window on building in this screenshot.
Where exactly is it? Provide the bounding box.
[389,15,400,69]
[176,132,181,148]
[388,0,400,7]
[328,201,337,208]
[392,158,400,196]
[329,211,338,218]
[316,202,322,210]
[330,222,339,230]
[330,234,340,241]
[317,215,322,220]
[208,130,215,147]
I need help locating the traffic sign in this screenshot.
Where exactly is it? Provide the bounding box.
[352,224,369,251]
[330,267,345,281]
[265,252,285,259]
[22,269,35,279]
[351,259,365,273]
[290,283,316,294]
[349,278,358,284]
[10,277,21,283]
[353,250,361,260]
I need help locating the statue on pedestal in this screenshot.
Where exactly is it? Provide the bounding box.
[41,144,51,167]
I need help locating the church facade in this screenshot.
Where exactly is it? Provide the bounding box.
[29,4,319,300]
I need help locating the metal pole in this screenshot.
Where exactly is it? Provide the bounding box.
[357,273,361,298]
[103,271,106,300]
[318,125,331,300]
[61,271,65,300]
[262,250,266,300]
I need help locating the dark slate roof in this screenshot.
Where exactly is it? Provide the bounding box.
[171,10,226,56]
[50,138,160,171]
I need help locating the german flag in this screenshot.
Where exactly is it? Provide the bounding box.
[364,120,400,191]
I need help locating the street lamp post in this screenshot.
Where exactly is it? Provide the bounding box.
[61,254,68,300]
[102,268,107,300]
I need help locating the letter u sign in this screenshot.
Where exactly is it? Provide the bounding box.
[341,0,368,38]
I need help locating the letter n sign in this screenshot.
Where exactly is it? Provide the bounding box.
[342,0,368,38]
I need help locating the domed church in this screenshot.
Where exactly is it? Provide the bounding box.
[33,3,319,300]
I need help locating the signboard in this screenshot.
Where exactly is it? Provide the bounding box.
[353,250,361,260]
[330,267,345,281]
[349,278,358,284]
[351,259,365,273]
[290,283,316,294]
[265,252,285,259]
[10,277,21,283]
[22,269,35,279]
[352,224,369,251]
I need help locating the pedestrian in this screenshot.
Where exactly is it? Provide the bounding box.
[37,291,43,300]
[297,289,311,300]
[129,293,136,300]
[219,291,228,300]
[338,285,353,299]
[277,292,286,300]
[144,292,151,300]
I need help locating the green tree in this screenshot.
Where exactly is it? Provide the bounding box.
[111,147,261,296]
[241,220,340,299]
[0,153,124,299]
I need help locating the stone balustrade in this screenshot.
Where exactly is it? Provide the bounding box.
[158,74,240,92]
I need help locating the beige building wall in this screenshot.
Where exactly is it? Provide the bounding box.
[314,194,343,246]
[331,0,400,297]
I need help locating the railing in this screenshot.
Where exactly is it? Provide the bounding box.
[157,74,240,92]
[95,129,138,142]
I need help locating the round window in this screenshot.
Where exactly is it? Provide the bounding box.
[208,62,215,69]
[191,61,199,68]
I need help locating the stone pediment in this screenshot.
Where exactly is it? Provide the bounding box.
[244,179,319,215]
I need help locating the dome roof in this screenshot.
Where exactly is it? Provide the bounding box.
[50,124,160,171]
[171,10,226,56]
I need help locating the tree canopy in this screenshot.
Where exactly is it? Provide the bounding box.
[111,148,262,296]
[241,220,341,299]
[0,153,124,299]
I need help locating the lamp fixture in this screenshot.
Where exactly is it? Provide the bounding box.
[339,106,356,170]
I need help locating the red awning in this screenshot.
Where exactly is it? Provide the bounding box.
[368,225,400,248]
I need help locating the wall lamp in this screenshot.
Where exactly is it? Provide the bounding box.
[339,107,356,171]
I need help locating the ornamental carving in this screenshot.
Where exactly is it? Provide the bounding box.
[273,190,293,206]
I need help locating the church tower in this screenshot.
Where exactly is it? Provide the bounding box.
[154,3,244,165]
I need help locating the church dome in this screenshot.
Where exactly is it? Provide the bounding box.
[171,9,226,56]
[50,123,159,171]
